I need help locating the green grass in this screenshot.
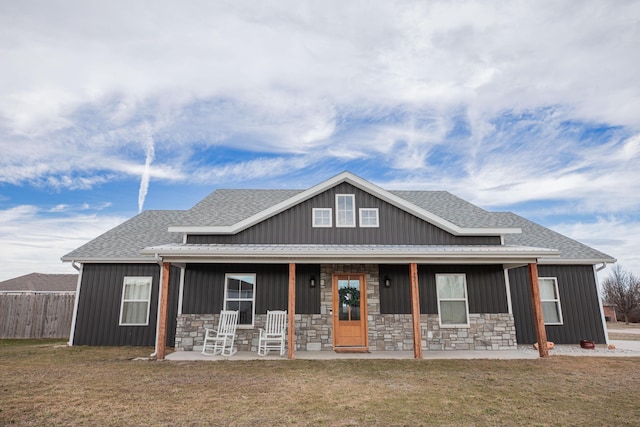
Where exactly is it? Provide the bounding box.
[1,340,640,426]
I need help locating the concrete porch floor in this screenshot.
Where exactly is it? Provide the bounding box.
[165,340,640,361]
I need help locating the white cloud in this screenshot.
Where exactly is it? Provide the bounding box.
[0,1,638,279]
[0,205,126,281]
[552,216,640,280]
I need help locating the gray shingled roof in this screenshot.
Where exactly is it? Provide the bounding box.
[62,185,614,263]
[390,190,513,228]
[176,189,302,227]
[0,273,77,292]
[61,210,185,261]
[498,212,614,262]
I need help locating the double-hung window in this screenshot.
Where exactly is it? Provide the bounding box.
[119,277,153,326]
[436,274,470,327]
[539,277,563,325]
[224,274,256,327]
[336,194,356,227]
[312,208,332,227]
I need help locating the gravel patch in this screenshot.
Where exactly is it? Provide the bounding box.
[518,342,640,357]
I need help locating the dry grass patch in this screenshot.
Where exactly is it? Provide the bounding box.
[1,340,640,426]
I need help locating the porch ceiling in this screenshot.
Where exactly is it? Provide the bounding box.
[140,243,559,264]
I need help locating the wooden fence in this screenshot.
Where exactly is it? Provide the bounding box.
[0,292,75,339]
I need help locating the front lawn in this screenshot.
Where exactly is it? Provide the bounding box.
[1,340,639,426]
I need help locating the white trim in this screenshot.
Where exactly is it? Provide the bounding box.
[167,172,522,236]
[436,273,470,328]
[68,263,84,346]
[223,273,256,328]
[359,208,379,228]
[177,266,185,316]
[504,267,513,315]
[312,208,332,228]
[539,277,563,325]
[335,194,356,228]
[594,264,610,345]
[118,276,153,326]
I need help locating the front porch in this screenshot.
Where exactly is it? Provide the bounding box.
[156,261,550,359]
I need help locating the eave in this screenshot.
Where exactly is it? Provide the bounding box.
[140,243,558,265]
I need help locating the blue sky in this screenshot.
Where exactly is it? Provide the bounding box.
[1,1,639,281]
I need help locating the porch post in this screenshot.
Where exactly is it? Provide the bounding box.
[287,263,296,360]
[156,262,171,360]
[528,262,549,357]
[409,263,423,359]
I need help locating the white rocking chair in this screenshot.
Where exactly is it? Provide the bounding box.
[258,310,287,356]
[201,310,239,356]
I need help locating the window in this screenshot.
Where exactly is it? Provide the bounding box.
[312,208,332,227]
[359,208,379,227]
[336,194,356,227]
[539,277,563,325]
[224,274,256,327]
[119,277,152,326]
[436,274,469,327]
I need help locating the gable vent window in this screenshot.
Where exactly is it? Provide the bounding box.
[336,194,356,227]
[312,208,332,227]
[359,208,379,227]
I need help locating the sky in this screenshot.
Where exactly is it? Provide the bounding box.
[0,0,639,282]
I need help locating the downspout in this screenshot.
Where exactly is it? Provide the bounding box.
[68,261,83,346]
[150,254,163,358]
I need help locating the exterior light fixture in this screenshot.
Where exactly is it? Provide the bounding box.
[310,276,316,288]
[384,276,391,288]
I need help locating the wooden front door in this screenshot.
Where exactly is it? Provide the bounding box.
[332,273,368,350]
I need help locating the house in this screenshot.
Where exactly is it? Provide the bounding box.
[0,273,77,339]
[61,172,615,358]
[602,303,617,323]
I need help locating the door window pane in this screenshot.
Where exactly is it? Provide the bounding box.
[338,279,361,321]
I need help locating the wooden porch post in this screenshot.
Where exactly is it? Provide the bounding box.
[528,262,549,357]
[409,263,423,359]
[287,263,296,360]
[156,262,171,360]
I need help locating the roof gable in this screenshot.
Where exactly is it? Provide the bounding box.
[169,172,521,236]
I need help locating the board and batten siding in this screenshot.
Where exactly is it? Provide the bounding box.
[73,264,180,346]
[187,183,500,246]
[379,264,508,315]
[509,265,606,344]
[0,292,75,339]
[181,263,321,315]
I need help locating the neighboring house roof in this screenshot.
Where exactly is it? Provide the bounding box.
[61,210,185,262]
[61,172,615,265]
[0,273,77,292]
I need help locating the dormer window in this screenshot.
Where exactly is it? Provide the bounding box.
[312,208,332,227]
[336,194,356,227]
[359,208,379,227]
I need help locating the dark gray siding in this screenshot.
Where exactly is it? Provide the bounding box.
[182,263,320,315]
[73,263,180,346]
[509,265,606,344]
[188,183,500,246]
[379,264,508,314]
